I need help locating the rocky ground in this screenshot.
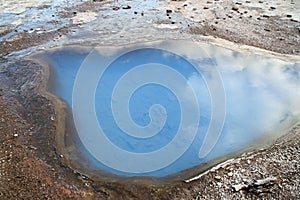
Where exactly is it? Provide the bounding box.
[0,0,299,199]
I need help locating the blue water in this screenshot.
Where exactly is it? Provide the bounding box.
[38,41,300,177]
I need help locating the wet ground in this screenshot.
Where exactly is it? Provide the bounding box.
[0,0,300,199]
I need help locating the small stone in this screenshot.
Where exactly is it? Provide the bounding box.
[232,183,248,191]
[258,0,263,3]
[232,6,239,11]
[29,145,37,150]
[203,6,209,9]
[13,134,18,137]
[112,6,120,11]
[242,178,250,183]
[228,172,233,177]
[270,6,276,10]
[215,175,221,180]
[254,177,277,186]
[134,11,138,14]
[166,9,172,14]
[122,5,131,9]
[286,14,292,18]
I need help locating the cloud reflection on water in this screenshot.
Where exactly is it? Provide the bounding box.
[38,40,300,177]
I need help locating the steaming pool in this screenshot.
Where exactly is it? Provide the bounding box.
[33,40,300,178]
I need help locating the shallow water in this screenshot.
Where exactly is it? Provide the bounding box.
[0,0,89,41]
[36,40,300,177]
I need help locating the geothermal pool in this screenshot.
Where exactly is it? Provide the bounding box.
[35,40,300,177]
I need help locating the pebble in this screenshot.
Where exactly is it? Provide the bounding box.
[290,19,297,22]
[112,6,120,11]
[122,5,131,9]
[29,145,37,150]
[228,172,233,177]
[232,6,239,11]
[166,9,172,14]
[232,184,247,191]
[215,175,221,180]
[13,134,18,137]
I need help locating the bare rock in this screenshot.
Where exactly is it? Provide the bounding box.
[232,176,277,192]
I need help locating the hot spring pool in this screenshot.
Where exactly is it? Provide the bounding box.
[33,40,300,178]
